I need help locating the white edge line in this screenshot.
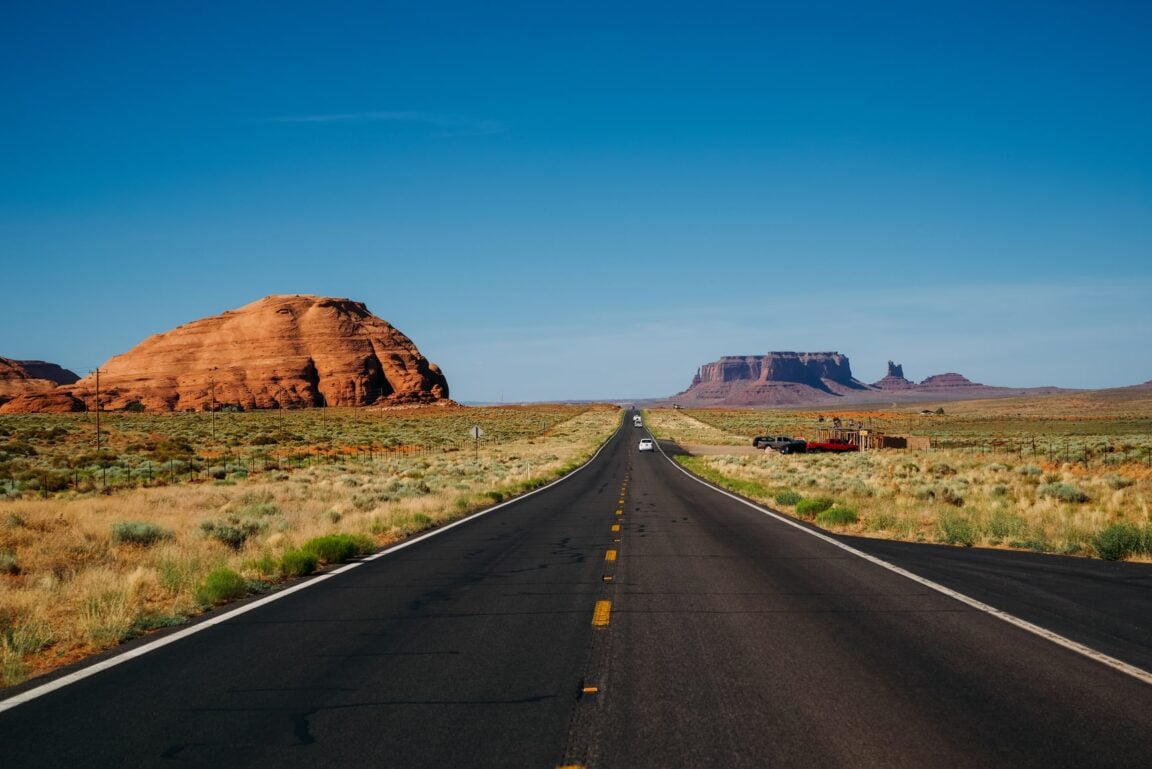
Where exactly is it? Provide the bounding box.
[661,445,1152,687]
[0,420,625,714]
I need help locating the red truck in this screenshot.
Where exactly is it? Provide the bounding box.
[805,437,858,452]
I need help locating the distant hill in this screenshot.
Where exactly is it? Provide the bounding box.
[667,353,1075,407]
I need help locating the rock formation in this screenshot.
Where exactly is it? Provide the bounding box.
[666,353,1073,407]
[917,372,982,390]
[673,352,869,407]
[0,391,86,413]
[3,295,449,413]
[871,360,916,390]
[0,357,80,406]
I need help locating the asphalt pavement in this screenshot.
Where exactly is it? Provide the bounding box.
[2,412,1151,768]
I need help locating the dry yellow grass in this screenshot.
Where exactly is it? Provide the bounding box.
[641,408,747,445]
[645,396,1152,563]
[0,405,620,687]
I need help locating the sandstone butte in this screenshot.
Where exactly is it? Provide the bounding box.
[0,295,450,413]
[0,357,80,409]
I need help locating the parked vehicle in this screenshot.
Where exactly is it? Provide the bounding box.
[638,438,655,452]
[752,436,807,454]
[806,437,858,452]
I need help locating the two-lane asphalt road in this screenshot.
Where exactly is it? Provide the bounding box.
[3,412,1152,768]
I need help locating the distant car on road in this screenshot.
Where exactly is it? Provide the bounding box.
[752,436,807,454]
[638,438,655,452]
[806,438,858,452]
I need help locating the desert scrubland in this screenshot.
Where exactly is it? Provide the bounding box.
[0,404,621,687]
[645,389,1152,562]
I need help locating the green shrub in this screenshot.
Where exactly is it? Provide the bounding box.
[815,506,858,526]
[985,510,1026,541]
[795,497,834,519]
[1038,483,1090,504]
[196,568,248,605]
[200,517,265,550]
[939,513,977,547]
[248,554,279,576]
[1092,523,1145,561]
[111,521,173,546]
[774,490,802,506]
[279,549,320,577]
[1018,465,1042,477]
[302,533,376,564]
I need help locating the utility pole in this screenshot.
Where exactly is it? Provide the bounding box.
[94,368,100,454]
[209,374,217,444]
[94,368,105,489]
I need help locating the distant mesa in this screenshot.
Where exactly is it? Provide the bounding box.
[917,372,983,389]
[0,295,450,413]
[673,352,870,407]
[670,352,1061,407]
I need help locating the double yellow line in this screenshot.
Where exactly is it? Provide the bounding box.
[593,473,628,628]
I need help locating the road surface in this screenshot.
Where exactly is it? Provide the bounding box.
[2,413,1151,768]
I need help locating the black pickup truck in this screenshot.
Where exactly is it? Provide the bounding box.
[751,436,808,454]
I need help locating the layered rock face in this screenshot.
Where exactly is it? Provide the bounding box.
[675,352,868,406]
[0,357,80,406]
[691,353,859,388]
[55,295,449,412]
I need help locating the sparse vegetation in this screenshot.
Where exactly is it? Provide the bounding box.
[815,506,858,527]
[795,497,835,519]
[111,521,173,546]
[0,404,620,687]
[1091,523,1149,561]
[196,567,249,605]
[651,394,1152,561]
[301,533,376,564]
[774,490,802,506]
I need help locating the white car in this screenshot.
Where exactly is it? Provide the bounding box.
[638,438,655,452]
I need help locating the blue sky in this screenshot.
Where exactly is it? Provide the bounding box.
[2,1,1149,402]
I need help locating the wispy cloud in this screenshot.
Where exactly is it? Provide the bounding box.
[266,110,505,137]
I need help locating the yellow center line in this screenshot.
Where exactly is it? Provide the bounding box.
[615,508,623,516]
[605,549,617,562]
[592,600,612,627]
[611,523,620,532]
